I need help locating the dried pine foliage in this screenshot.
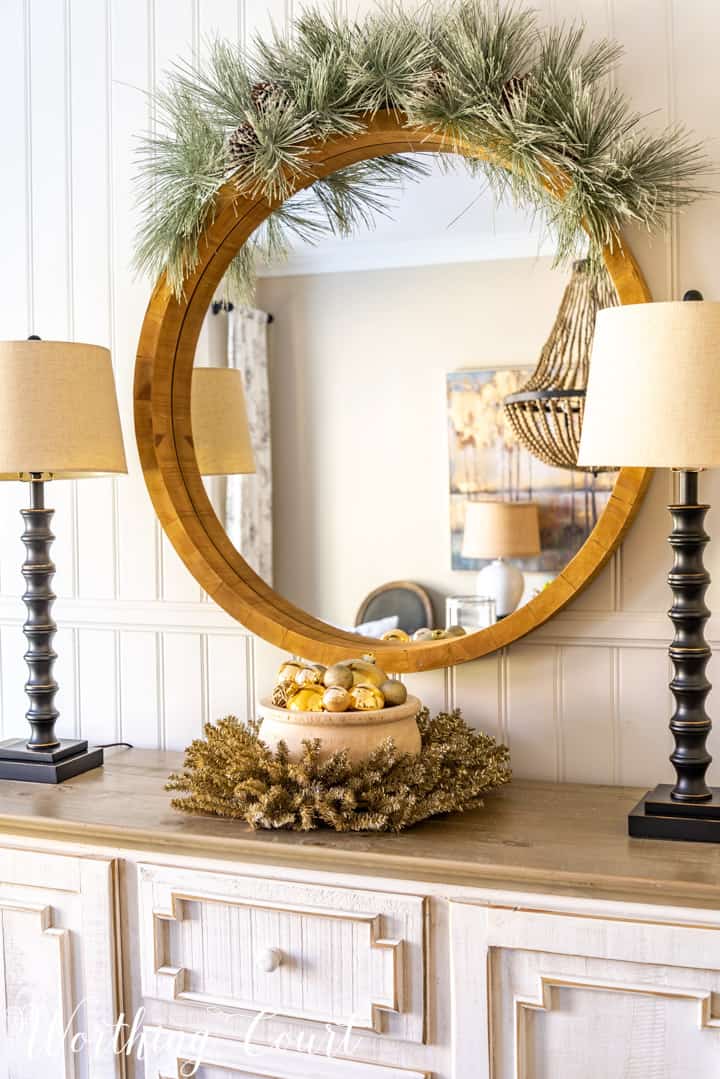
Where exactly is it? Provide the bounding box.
[167,708,511,832]
[134,1,709,298]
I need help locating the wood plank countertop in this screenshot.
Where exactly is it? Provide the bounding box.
[0,748,719,908]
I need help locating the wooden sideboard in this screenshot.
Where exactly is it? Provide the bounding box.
[0,748,719,1078]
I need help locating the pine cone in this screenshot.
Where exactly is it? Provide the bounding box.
[228,81,287,161]
[427,65,448,93]
[228,122,257,159]
[252,80,281,110]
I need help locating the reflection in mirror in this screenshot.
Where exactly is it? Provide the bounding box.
[194,155,617,639]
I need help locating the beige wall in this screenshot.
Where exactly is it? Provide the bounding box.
[257,257,567,627]
[1,0,720,788]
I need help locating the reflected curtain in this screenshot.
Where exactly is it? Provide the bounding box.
[226,305,273,584]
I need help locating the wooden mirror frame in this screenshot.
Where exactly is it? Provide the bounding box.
[135,111,651,673]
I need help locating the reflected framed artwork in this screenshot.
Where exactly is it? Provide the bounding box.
[447,367,617,574]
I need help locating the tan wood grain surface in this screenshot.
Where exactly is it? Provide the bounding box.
[2,749,719,908]
[134,110,651,673]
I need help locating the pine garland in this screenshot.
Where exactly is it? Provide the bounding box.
[134,1,708,298]
[166,708,511,832]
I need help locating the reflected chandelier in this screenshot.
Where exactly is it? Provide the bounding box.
[504,260,617,472]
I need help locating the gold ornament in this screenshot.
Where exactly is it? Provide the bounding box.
[381,628,410,642]
[277,661,302,685]
[379,679,408,706]
[431,629,447,640]
[445,625,467,637]
[271,683,292,708]
[346,658,387,688]
[322,686,351,712]
[350,682,385,711]
[323,664,354,690]
[295,666,321,686]
[287,685,325,712]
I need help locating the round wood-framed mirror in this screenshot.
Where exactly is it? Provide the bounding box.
[135,111,650,673]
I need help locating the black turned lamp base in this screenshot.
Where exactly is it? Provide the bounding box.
[0,738,103,783]
[629,784,720,843]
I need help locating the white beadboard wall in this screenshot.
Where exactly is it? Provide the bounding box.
[0,0,719,786]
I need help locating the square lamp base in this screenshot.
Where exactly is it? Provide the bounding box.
[0,738,103,783]
[629,784,720,843]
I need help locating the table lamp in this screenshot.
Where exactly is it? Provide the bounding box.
[0,339,127,783]
[461,500,540,617]
[578,296,720,841]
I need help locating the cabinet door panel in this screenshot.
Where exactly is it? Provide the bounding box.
[450,901,720,1079]
[0,848,122,1079]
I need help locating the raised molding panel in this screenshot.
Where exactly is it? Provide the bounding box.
[450,901,720,1079]
[143,1027,429,1079]
[0,847,123,1078]
[1,0,718,787]
[0,899,74,1078]
[138,863,425,1042]
[514,971,720,1079]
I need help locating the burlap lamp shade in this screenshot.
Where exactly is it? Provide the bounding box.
[578,302,720,470]
[191,368,256,476]
[461,500,541,560]
[0,340,127,478]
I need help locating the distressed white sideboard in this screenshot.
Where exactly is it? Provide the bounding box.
[0,749,718,1078]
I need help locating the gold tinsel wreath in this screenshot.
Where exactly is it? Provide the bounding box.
[166,708,511,832]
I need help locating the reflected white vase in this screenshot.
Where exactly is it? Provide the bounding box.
[476,558,524,618]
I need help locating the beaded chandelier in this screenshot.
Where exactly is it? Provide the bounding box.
[504,260,617,472]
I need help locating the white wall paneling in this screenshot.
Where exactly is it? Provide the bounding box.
[0,0,718,788]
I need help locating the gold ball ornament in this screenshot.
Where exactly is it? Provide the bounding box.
[323,664,354,690]
[287,685,325,712]
[350,682,385,711]
[381,628,410,642]
[431,628,447,640]
[277,661,302,685]
[322,686,351,713]
[295,666,322,687]
[445,625,467,637]
[346,658,388,688]
[379,679,408,706]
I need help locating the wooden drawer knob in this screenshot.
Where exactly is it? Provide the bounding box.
[258,947,283,973]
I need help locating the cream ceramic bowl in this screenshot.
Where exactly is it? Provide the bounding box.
[258,695,422,764]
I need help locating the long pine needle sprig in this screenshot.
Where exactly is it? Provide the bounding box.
[134,0,709,298]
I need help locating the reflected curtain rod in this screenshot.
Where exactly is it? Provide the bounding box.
[211,300,273,323]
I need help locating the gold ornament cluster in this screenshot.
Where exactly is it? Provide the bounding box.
[271,653,409,714]
[400,625,467,643]
[167,708,511,832]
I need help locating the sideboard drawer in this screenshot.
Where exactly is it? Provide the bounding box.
[138,863,426,1042]
[143,1027,430,1078]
